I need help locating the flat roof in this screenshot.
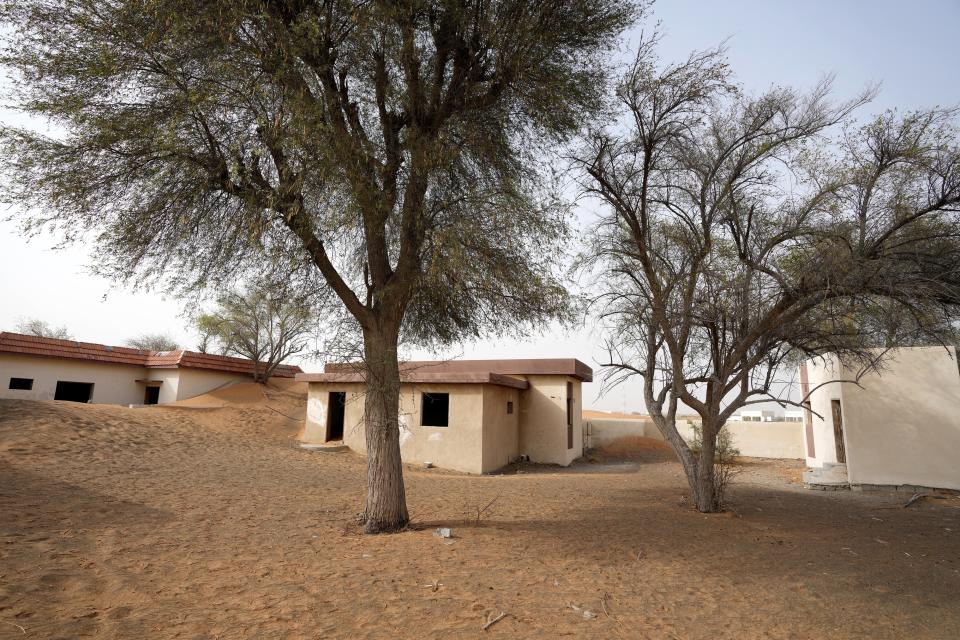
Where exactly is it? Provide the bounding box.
[0,332,302,378]
[296,371,530,389]
[321,358,593,382]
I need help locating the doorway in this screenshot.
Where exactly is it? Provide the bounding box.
[144,386,160,405]
[327,392,346,442]
[54,381,94,403]
[831,399,846,463]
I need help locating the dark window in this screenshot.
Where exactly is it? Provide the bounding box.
[422,392,449,427]
[507,401,514,414]
[54,381,94,403]
[566,381,574,449]
[9,377,33,390]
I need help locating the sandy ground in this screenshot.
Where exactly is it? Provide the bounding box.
[1,386,959,639]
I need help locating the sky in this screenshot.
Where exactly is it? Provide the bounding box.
[1,1,958,412]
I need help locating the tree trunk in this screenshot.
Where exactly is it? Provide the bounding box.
[360,325,410,533]
[691,420,720,512]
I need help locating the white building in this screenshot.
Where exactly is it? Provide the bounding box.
[800,347,960,490]
[1,332,300,405]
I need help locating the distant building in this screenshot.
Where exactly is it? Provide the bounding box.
[784,409,804,422]
[298,358,592,474]
[734,409,779,422]
[0,332,300,405]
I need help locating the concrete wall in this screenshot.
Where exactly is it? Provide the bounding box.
[174,368,253,401]
[517,375,582,466]
[803,356,845,467]
[0,354,148,404]
[304,382,489,474]
[805,348,960,490]
[481,384,521,473]
[304,375,582,473]
[584,418,662,448]
[673,419,803,459]
[0,354,261,405]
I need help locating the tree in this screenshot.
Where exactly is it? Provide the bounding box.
[578,37,960,512]
[195,282,315,383]
[16,317,73,340]
[126,333,180,351]
[0,0,639,532]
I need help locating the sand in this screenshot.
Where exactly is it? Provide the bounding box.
[2,388,959,639]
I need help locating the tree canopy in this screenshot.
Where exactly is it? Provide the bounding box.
[1,0,641,532]
[578,36,960,511]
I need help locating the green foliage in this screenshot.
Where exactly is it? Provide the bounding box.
[194,279,316,381]
[0,0,641,349]
[688,423,740,463]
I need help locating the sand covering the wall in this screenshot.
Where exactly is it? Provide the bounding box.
[1,392,959,638]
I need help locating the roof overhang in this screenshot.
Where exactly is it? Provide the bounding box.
[323,358,593,382]
[296,371,529,390]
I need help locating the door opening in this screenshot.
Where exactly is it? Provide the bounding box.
[144,386,160,405]
[54,381,94,403]
[831,399,846,463]
[327,392,346,441]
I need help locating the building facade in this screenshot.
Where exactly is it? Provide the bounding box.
[801,347,960,490]
[298,358,592,474]
[0,332,301,405]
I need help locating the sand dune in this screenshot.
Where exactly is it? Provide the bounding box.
[1,392,959,638]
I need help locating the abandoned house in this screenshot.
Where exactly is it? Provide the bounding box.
[0,331,301,405]
[800,346,960,491]
[297,358,593,474]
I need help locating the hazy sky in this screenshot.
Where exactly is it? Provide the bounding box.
[2,1,958,411]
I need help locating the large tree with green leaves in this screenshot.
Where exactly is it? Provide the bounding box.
[1,0,639,532]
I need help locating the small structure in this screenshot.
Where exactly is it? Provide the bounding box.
[800,347,960,491]
[297,358,592,474]
[0,332,301,405]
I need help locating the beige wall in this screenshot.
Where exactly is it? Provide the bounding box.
[481,384,521,472]
[304,375,582,473]
[0,354,261,405]
[174,368,254,401]
[671,419,803,459]
[305,382,489,474]
[517,375,582,466]
[584,418,663,448]
[0,354,148,404]
[805,348,960,490]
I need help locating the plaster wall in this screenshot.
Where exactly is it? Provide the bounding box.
[481,384,521,472]
[174,368,254,401]
[305,382,488,474]
[674,419,803,459]
[517,375,582,466]
[0,354,148,404]
[806,348,960,490]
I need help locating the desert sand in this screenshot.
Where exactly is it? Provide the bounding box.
[1,384,959,639]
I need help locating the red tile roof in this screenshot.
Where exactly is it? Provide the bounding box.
[0,332,302,378]
[323,358,593,382]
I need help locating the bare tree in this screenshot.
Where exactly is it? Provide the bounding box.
[126,333,180,351]
[577,36,960,512]
[16,317,73,340]
[196,282,314,383]
[0,1,639,532]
